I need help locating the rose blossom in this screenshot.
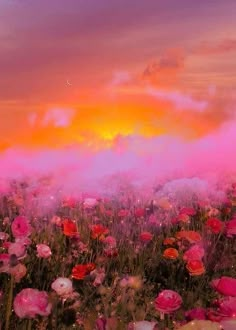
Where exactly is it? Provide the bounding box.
[51,277,73,297]
[155,290,182,314]
[13,288,52,318]
[211,276,236,296]
[36,244,52,258]
[186,260,205,276]
[11,216,32,238]
[183,245,205,262]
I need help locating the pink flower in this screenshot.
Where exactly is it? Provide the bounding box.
[0,254,10,272]
[11,216,32,238]
[179,207,196,216]
[206,218,224,234]
[220,319,236,330]
[83,198,98,208]
[183,245,205,262]
[128,321,157,330]
[218,297,236,317]
[226,219,236,237]
[36,244,52,258]
[10,263,27,283]
[13,288,52,318]
[185,307,207,320]
[51,277,73,297]
[155,290,182,314]
[103,236,117,248]
[8,242,26,259]
[0,232,9,240]
[211,277,236,296]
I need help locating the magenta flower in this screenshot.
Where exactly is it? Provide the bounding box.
[211,277,236,297]
[218,297,236,318]
[11,216,32,238]
[13,288,52,318]
[183,245,205,262]
[185,307,207,320]
[155,290,182,314]
[226,219,236,237]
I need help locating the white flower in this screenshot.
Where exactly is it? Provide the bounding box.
[51,277,73,297]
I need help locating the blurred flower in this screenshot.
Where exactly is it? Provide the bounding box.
[156,197,172,210]
[163,237,176,246]
[185,307,207,320]
[90,225,109,240]
[140,231,153,243]
[163,248,179,260]
[83,198,98,208]
[90,268,106,287]
[0,232,9,240]
[179,207,196,216]
[0,254,10,272]
[62,219,78,237]
[206,218,224,234]
[51,215,62,226]
[220,319,236,330]
[211,276,236,296]
[155,290,182,314]
[51,277,73,297]
[9,263,27,283]
[135,208,145,217]
[8,242,26,259]
[13,288,52,318]
[186,260,205,276]
[118,209,129,217]
[183,245,204,262]
[128,320,157,330]
[11,216,32,238]
[177,320,221,330]
[218,296,236,317]
[103,235,117,248]
[36,244,52,258]
[226,219,236,237]
[176,231,202,243]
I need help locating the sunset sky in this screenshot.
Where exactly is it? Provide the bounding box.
[1,0,236,150]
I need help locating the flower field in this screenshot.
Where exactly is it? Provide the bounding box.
[0,179,236,330]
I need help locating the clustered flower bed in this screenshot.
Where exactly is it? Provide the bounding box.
[0,180,236,329]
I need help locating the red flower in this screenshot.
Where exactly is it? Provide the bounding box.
[62,219,78,237]
[72,263,96,280]
[140,231,153,242]
[91,225,109,240]
[179,207,196,216]
[135,208,145,218]
[206,218,224,234]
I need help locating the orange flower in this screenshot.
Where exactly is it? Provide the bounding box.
[186,260,205,276]
[163,237,176,246]
[62,219,78,237]
[72,263,96,280]
[175,231,202,243]
[163,248,179,260]
[91,225,109,240]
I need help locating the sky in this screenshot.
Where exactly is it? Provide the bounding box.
[0,0,236,151]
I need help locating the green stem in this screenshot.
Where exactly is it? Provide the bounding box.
[5,275,14,330]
